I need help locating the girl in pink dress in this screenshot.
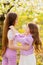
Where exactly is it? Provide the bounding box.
[2,12,29,65]
[10,23,42,65]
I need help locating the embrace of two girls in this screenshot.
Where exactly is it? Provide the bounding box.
[2,12,42,65]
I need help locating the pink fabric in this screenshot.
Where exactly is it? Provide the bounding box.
[2,29,17,65]
[2,48,17,65]
[15,34,34,55]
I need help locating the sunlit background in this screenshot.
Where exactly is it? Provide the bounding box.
[0,0,43,65]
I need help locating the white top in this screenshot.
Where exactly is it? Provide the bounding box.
[7,26,19,40]
[7,26,20,47]
[7,29,15,40]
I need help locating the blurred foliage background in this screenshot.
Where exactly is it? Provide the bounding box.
[0,0,43,65]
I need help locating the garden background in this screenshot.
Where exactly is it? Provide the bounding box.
[0,0,43,65]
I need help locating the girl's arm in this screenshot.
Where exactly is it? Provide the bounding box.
[8,27,30,50]
[8,40,29,51]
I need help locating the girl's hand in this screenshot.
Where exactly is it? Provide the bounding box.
[9,26,14,30]
[20,44,29,51]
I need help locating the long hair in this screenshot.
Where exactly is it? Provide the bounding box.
[2,12,17,56]
[28,23,42,52]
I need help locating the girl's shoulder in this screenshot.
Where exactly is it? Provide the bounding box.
[26,34,34,42]
[9,25,19,35]
[8,29,14,35]
[7,29,15,40]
